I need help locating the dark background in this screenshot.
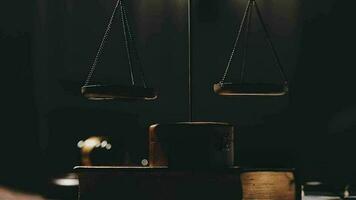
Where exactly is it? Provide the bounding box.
[1,0,356,195]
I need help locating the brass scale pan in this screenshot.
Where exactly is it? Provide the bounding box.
[213,83,288,96]
[81,84,157,101]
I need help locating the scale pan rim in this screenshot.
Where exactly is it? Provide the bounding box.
[81,84,158,101]
[213,82,288,96]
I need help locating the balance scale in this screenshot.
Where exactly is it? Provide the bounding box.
[75,0,295,199]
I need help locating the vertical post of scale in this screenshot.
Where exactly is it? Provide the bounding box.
[188,0,193,122]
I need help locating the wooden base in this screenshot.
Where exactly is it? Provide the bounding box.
[213,83,288,96]
[74,167,299,200]
[75,166,242,200]
[81,84,158,101]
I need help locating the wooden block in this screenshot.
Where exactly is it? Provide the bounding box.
[240,169,299,200]
[75,166,242,200]
[149,122,234,169]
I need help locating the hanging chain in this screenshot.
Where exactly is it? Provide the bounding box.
[122,4,147,88]
[219,0,288,85]
[240,0,253,83]
[84,0,122,86]
[220,0,252,84]
[84,0,148,87]
[120,0,135,86]
[253,1,288,84]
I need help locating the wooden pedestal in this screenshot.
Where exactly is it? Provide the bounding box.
[75,166,242,200]
[75,167,300,200]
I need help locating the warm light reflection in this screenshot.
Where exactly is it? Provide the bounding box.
[77,140,84,148]
[101,140,108,148]
[53,178,79,187]
[105,143,112,150]
[302,196,341,200]
[78,137,112,166]
[344,190,349,198]
[78,137,113,153]
[141,159,149,166]
[52,173,79,187]
[305,181,323,186]
[85,137,101,149]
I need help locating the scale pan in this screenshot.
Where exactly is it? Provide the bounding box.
[81,84,158,101]
[213,83,288,96]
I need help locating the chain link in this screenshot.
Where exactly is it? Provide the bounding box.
[219,0,288,85]
[120,0,135,86]
[122,4,147,88]
[83,0,147,87]
[253,1,288,84]
[220,0,252,84]
[84,0,122,86]
[240,0,253,83]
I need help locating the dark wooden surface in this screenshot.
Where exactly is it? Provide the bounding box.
[75,166,300,200]
[149,122,234,169]
[75,166,242,200]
